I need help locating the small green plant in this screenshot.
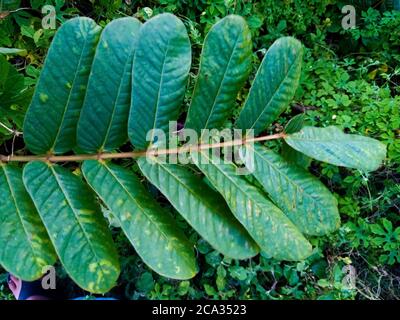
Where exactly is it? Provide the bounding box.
[345,217,400,265]
[0,54,32,143]
[0,14,386,294]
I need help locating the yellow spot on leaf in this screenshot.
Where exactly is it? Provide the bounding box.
[89,262,98,273]
[39,93,49,103]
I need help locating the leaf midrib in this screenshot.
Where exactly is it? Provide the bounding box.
[50,30,94,152]
[249,145,329,210]
[150,159,222,219]
[101,163,180,251]
[196,151,275,249]
[245,53,300,132]
[100,163,195,278]
[49,166,108,283]
[199,31,242,137]
[100,51,134,151]
[287,135,373,144]
[148,36,172,147]
[197,150,266,215]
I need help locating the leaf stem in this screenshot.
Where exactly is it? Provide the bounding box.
[0,132,286,163]
[0,121,22,136]
[0,121,15,134]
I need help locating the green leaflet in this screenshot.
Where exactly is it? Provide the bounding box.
[23,162,120,293]
[0,0,21,10]
[0,165,56,281]
[0,54,24,100]
[242,144,340,236]
[128,13,191,150]
[77,18,141,153]
[185,15,252,137]
[137,157,259,259]
[82,160,198,280]
[281,142,312,169]
[0,55,32,111]
[285,126,387,172]
[236,37,303,135]
[24,17,102,154]
[192,151,312,261]
[285,113,306,134]
[282,113,312,169]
